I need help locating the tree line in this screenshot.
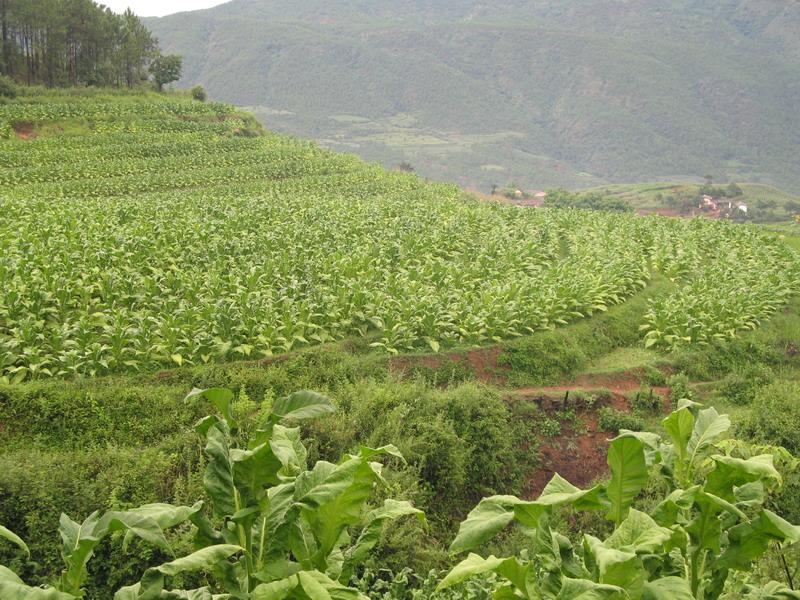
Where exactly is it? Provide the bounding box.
[0,0,173,88]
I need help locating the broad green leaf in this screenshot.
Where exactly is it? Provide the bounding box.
[296,571,366,600]
[437,553,510,590]
[604,509,672,554]
[606,436,648,524]
[706,454,781,500]
[232,442,283,504]
[97,510,171,551]
[687,408,730,470]
[642,577,694,600]
[198,419,237,518]
[298,571,333,600]
[537,473,605,511]
[651,486,698,527]
[0,566,24,584]
[352,445,405,463]
[297,458,383,565]
[743,581,800,599]
[58,511,102,593]
[718,510,800,571]
[271,391,335,422]
[556,577,626,599]
[121,502,203,548]
[186,388,237,430]
[251,575,299,600]
[0,525,29,557]
[270,425,308,473]
[343,499,425,571]
[0,581,78,599]
[676,398,703,411]
[663,407,694,465]
[155,544,243,577]
[583,535,644,595]
[128,545,243,600]
[448,496,523,553]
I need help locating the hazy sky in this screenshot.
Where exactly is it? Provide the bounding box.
[100,0,228,17]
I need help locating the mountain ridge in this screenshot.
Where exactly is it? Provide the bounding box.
[147,0,800,192]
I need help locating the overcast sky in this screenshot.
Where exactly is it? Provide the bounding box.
[100,0,228,17]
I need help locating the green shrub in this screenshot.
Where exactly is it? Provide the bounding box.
[642,365,667,386]
[190,84,207,102]
[718,364,773,405]
[0,75,17,99]
[535,416,562,437]
[593,388,615,404]
[0,380,206,450]
[498,332,585,385]
[667,372,693,406]
[598,407,645,432]
[672,337,785,381]
[355,567,495,599]
[408,359,475,387]
[0,435,203,597]
[338,381,533,528]
[738,380,800,454]
[629,384,662,413]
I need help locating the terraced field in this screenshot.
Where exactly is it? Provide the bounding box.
[0,92,798,383]
[2,90,800,600]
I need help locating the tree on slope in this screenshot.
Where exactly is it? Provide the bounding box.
[149,52,182,91]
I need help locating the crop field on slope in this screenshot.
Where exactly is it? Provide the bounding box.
[0,92,798,382]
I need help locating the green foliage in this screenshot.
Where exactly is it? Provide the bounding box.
[533,414,562,438]
[339,382,534,529]
[0,75,17,99]
[0,387,423,598]
[441,401,800,599]
[718,364,774,406]
[641,223,799,350]
[739,381,800,455]
[0,436,206,596]
[643,365,667,386]
[629,384,662,413]
[668,373,694,406]
[598,407,646,433]
[148,2,800,193]
[498,277,673,386]
[354,568,494,599]
[2,94,797,382]
[190,85,207,102]
[1,4,157,88]
[150,54,183,91]
[543,189,634,212]
[407,359,475,387]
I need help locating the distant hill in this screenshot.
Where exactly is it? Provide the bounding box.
[147,0,800,192]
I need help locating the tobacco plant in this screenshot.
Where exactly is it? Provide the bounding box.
[0,387,424,599]
[440,400,800,599]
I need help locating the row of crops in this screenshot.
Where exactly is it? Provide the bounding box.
[0,95,798,381]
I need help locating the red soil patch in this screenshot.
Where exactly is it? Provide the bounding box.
[12,122,36,140]
[637,207,680,217]
[514,379,671,498]
[525,418,611,497]
[389,345,507,384]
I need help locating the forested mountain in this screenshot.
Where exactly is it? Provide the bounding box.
[0,0,157,87]
[147,0,800,192]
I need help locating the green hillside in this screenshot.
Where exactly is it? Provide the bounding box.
[2,90,800,598]
[581,181,800,212]
[147,0,800,193]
